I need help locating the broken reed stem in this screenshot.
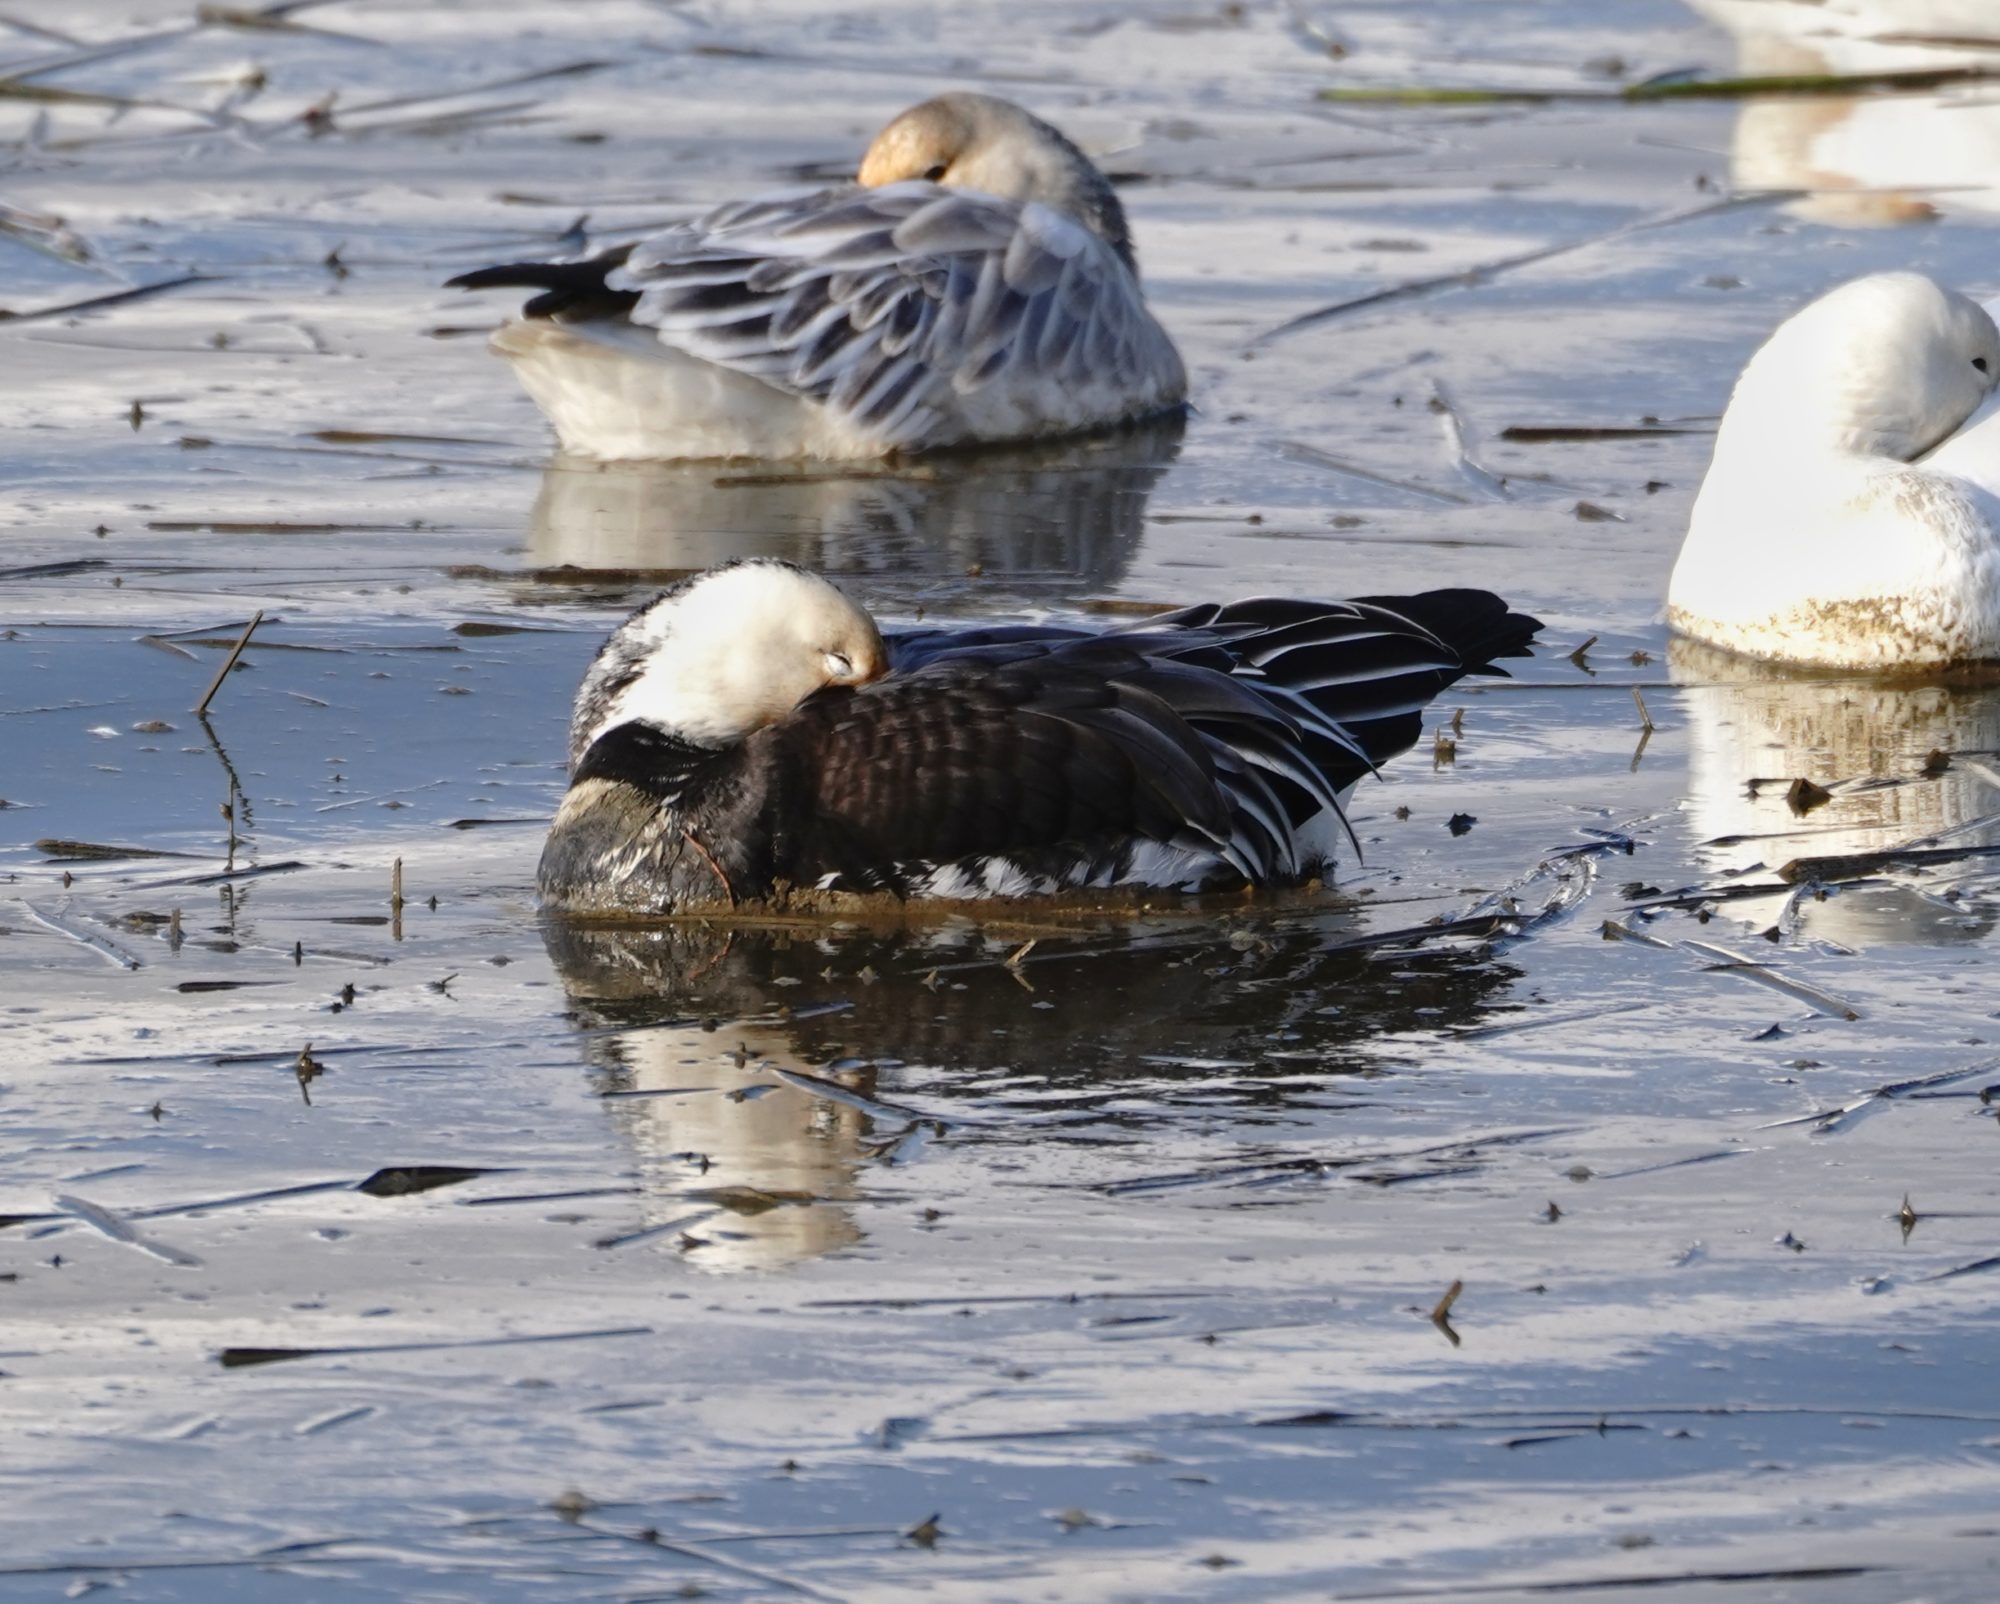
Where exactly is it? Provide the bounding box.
[192,608,263,716]
[390,857,405,910]
[1631,686,1655,732]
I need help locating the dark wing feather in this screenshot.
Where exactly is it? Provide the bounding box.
[1125,590,1542,799]
[757,651,1245,893]
[446,245,637,321]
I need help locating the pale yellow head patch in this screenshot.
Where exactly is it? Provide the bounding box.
[857,98,975,188]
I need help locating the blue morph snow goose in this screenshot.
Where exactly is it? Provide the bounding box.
[447,93,1186,461]
[538,561,1542,914]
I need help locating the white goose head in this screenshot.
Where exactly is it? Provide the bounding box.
[569,561,887,765]
[1714,272,2000,466]
[857,92,1136,266]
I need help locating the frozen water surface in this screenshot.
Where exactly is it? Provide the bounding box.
[7,0,2000,1598]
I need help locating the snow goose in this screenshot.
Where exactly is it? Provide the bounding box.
[448,93,1186,461]
[1668,272,2000,669]
[538,560,1541,913]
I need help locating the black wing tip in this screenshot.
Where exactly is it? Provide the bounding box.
[1353,588,1543,673]
[445,262,556,292]
[445,248,638,320]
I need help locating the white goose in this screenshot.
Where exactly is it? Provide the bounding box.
[538,561,1542,914]
[449,94,1186,461]
[1668,272,2000,669]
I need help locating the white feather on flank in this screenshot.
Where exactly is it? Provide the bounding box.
[471,93,1184,462]
[494,322,890,463]
[1668,272,2000,669]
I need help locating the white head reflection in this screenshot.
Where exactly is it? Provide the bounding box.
[1672,638,2000,946]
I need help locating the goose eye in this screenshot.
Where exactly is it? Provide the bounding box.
[922,163,948,183]
[1976,357,1991,374]
[823,651,854,678]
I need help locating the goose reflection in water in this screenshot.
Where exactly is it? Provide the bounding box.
[525,414,1184,596]
[1687,0,2000,225]
[543,911,1518,1272]
[1673,639,2000,946]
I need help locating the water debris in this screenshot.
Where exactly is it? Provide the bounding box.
[354,1166,496,1198]
[1924,1252,2000,1284]
[137,859,306,889]
[216,1325,654,1370]
[19,903,140,969]
[194,2,382,43]
[34,839,194,861]
[1679,938,1860,1020]
[1760,1058,2000,1136]
[1631,687,1654,732]
[1318,66,2000,105]
[1429,376,1511,500]
[1572,499,1623,522]
[0,557,107,581]
[592,1206,724,1252]
[573,1514,841,1599]
[1430,1278,1464,1346]
[295,1042,324,1105]
[1776,841,2000,885]
[902,1512,942,1548]
[1500,422,1707,442]
[1099,1127,1575,1198]
[333,57,612,123]
[55,1194,201,1268]
[0,274,211,328]
[0,198,91,265]
[146,519,412,534]
[1253,192,1789,346]
[1597,1150,1744,1182]
[191,609,262,717]
[1277,438,1475,504]
[765,1063,944,1129]
[1785,777,1833,816]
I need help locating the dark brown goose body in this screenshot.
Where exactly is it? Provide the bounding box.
[539,587,1542,913]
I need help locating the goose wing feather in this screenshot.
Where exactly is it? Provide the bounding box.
[580,184,1183,450]
[758,647,1259,891]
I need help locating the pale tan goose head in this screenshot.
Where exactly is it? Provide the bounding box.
[857,92,1136,267]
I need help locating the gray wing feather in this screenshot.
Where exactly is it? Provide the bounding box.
[603,182,1182,450]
